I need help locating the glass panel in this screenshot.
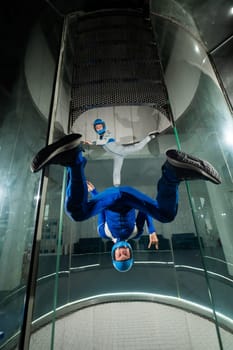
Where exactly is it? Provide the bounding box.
[212,37,233,108]
[0,5,62,350]
[153,13,233,349]
[32,9,233,349]
[2,4,232,349]
[151,0,233,50]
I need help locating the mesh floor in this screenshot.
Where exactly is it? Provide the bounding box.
[29,301,233,350]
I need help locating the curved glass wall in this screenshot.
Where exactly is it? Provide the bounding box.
[0,3,63,350]
[1,1,233,350]
[150,1,233,349]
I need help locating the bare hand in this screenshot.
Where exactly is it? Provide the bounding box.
[87,180,95,192]
[148,232,159,250]
[81,140,92,145]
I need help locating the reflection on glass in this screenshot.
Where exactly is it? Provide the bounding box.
[32,8,233,350]
[154,11,233,348]
[0,5,62,350]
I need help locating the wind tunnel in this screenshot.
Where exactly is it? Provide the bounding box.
[1,1,233,349]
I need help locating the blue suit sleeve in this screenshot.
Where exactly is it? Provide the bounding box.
[97,211,109,239]
[134,212,145,238]
[90,188,98,197]
[135,212,156,238]
[146,215,156,234]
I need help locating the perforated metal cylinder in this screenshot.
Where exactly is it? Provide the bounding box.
[69,9,171,127]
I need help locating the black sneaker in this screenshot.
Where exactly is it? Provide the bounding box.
[166,149,221,185]
[31,134,82,173]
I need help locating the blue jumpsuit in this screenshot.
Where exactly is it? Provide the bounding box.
[89,188,156,241]
[65,153,179,238]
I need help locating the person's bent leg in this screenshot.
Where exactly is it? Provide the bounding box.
[103,143,124,186]
[104,138,152,186]
[104,136,152,158]
[109,149,221,223]
[117,181,178,223]
[65,156,89,221]
[155,163,180,221]
[112,156,124,186]
[65,156,124,221]
[65,168,126,221]
[118,135,151,156]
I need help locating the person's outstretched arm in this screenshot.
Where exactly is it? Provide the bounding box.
[146,215,159,250]
[135,212,159,249]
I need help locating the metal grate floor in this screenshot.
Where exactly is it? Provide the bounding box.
[30,301,233,350]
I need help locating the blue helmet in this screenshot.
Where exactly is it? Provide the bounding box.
[111,241,133,272]
[93,118,106,135]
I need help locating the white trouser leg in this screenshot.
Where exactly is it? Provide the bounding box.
[103,136,151,186]
[112,156,124,186]
[103,135,151,157]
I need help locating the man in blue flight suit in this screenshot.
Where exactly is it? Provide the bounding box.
[31,133,221,272]
[86,179,159,271]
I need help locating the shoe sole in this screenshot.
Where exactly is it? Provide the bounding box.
[31,134,82,173]
[148,131,160,138]
[122,132,159,146]
[166,149,221,184]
